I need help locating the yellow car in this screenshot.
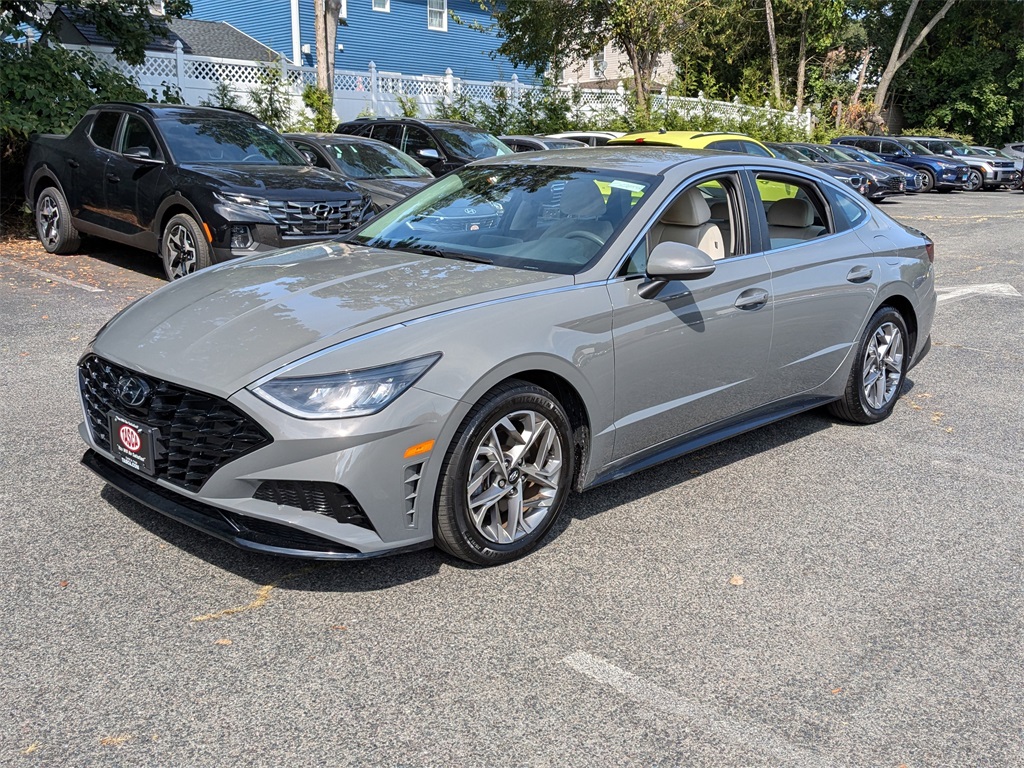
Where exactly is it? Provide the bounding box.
[607,130,775,157]
[609,131,798,202]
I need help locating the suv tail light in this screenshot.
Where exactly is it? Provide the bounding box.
[925,239,935,263]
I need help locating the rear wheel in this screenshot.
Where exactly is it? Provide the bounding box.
[829,307,909,424]
[35,186,81,254]
[963,169,984,192]
[161,213,211,281]
[434,380,574,566]
[918,169,935,193]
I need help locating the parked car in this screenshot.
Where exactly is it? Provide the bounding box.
[818,144,925,193]
[25,104,368,280]
[774,142,906,201]
[545,131,624,146]
[910,137,1021,191]
[79,147,935,565]
[766,143,877,198]
[499,135,588,152]
[335,117,512,176]
[831,136,969,192]
[610,132,867,195]
[285,132,433,210]
[972,146,1023,189]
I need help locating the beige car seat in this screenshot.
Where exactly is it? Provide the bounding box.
[766,198,825,244]
[541,179,614,242]
[651,188,725,260]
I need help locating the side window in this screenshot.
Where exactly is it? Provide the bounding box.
[752,173,832,250]
[878,140,901,154]
[369,123,402,147]
[403,125,442,159]
[291,141,328,168]
[737,140,773,158]
[119,115,160,158]
[705,139,741,153]
[854,139,881,153]
[89,111,121,150]
[825,186,868,231]
[622,175,739,275]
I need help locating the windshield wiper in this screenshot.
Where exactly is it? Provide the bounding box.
[389,244,492,264]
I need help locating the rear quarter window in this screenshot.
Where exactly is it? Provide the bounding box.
[89,112,121,150]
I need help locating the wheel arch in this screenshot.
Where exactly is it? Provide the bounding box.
[153,194,206,242]
[876,292,918,359]
[28,167,67,208]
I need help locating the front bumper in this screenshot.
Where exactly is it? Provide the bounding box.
[935,168,969,189]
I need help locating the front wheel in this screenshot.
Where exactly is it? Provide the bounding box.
[918,169,935,193]
[161,213,211,280]
[35,186,81,254]
[963,169,984,192]
[828,307,909,424]
[434,380,575,566]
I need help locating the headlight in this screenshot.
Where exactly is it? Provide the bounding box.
[214,191,270,211]
[251,354,440,419]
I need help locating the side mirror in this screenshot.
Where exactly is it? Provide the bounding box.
[417,148,441,161]
[638,241,717,299]
[943,149,953,156]
[300,149,317,165]
[124,146,162,164]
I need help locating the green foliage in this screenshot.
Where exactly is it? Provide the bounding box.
[247,58,294,131]
[302,84,336,131]
[152,83,184,104]
[200,81,243,110]
[394,91,420,118]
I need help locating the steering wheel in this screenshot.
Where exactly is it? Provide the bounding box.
[564,230,605,246]
[242,154,265,162]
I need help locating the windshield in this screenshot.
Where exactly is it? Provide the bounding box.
[328,141,430,179]
[816,145,857,162]
[159,117,306,164]
[771,144,811,162]
[433,127,514,160]
[900,138,933,155]
[349,165,655,275]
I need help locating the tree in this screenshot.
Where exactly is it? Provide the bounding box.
[488,0,709,121]
[869,0,959,111]
[764,0,782,106]
[312,0,343,95]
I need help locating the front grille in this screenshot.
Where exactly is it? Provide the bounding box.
[266,199,367,239]
[79,355,272,492]
[254,480,374,530]
[883,176,905,191]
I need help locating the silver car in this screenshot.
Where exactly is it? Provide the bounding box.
[78,148,936,565]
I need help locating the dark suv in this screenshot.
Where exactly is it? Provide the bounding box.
[25,104,369,280]
[335,117,512,176]
[831,135,969,192]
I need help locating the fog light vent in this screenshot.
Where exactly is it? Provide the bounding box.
[403,463,424,528]
[230,225,253,249]
[253,480,374,531]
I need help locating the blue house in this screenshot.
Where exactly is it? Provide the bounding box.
[187,0,534,82]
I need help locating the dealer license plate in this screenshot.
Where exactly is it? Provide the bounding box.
[108,412,158,476]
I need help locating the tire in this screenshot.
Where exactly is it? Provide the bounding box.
[161,213,211,281]
[918,169,935,193]
[828,307,909,425]
[434,379,575,566]
[963,169,984,192]
[35,186,81,254]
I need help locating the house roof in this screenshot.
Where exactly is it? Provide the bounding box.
[42,6,280,61]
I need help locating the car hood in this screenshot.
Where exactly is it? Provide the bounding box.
[92,242,571,397]
[178,163,361,198]
[352,177,431,206]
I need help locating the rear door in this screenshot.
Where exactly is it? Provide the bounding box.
[103,113,166,238]
[76,110,123,229]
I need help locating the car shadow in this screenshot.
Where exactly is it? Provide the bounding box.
[76,235,165,280]
[98,379,918,587]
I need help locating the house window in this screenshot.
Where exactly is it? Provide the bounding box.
[427,0,447,31]
[372,0,389,11]
[590,49,606,80]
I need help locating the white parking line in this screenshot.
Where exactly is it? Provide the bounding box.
[936,283,1021,303]
[563,651,834,767]
[0,257,105,293]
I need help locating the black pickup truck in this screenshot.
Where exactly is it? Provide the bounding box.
[24,103,370,280]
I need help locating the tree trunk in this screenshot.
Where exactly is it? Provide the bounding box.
[621,42,650,120]
[851,48,872,105]
[795,9,808,112]
[314,0,342,95]
[874,0,958,110]
[765,0,781,106]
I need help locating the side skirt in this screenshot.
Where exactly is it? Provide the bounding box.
[585,395,836,490]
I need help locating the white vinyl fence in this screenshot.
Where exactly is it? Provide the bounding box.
[67,41,812,133]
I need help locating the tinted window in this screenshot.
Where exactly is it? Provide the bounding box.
[402,125,442,157]
[852,139,881,152]
[706,139,741,153]
[825,186,867,231]
[431,126,513,159]
[737,140,773,157]
[878,140,901,154]
[89,112,121,150]
[119,115,160,158]
[327,141,430,179]
[369,123,402,146]
[157,117,306,164]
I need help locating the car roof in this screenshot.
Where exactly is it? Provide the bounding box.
[92,102,259,121]
[609,130,769,149]
[472,145,799,176]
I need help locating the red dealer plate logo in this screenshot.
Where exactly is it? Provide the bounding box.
[119,424,141,452]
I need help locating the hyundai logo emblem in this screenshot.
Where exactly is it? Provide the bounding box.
[310,203,332,220]
[463,207,478,215]
[116,375,151,408]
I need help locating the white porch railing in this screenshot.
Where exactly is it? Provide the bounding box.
[65,41,812,134]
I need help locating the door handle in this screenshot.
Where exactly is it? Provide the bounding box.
[847,266,873,283]
[106,173,120,183]
[735,288,769,310]
[66,159,79,169]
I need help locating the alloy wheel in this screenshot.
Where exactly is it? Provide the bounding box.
[465,409,563,545]
[164,222,198,279]
[36,193,61,249]
[862,322,904,410]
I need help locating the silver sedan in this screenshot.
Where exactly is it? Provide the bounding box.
[78,148,936,565]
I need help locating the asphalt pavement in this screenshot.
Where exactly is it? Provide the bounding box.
[1,190,1022,766]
